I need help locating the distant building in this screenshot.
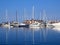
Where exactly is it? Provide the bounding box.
[48,20,60,24]
[23,19,44,24]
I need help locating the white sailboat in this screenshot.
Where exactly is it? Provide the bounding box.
[10,21,19,27]
[2,22,10,28]
[29,6,41,28]
[42,10,55,29]
[2,9,11,28]
[46,23,54,29]
[10,10,20,27]
[29,21,41,28]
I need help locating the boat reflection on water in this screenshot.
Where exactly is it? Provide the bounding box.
[53,28,60,32]
[29,27,40,31]
[0,26,60,45]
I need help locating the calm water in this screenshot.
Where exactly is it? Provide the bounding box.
[0,27,60,45]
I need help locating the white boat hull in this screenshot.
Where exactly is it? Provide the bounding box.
[29,22,43,28]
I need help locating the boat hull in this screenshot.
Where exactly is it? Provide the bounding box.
[19,25,29,28]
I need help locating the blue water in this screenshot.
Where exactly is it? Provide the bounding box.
[0,27,60,45]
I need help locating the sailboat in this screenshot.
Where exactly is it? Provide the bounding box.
[29,6,41,28]
[10,10,29,28]
[42,10,54,28]
[29,21,41,28]
[1,9,11,28]
[10,10,20,27]
[19,8,29,28]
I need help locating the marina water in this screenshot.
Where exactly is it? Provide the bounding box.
[0,27,60,45]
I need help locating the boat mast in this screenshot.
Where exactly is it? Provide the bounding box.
[43,10,48,28]
[32,6,34,19]
[43,10,47,22]
[6,9,8,22]
[16,10,18,22]
[24,8,26,21]
[40,11,41,20]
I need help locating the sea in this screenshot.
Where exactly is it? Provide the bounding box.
[0,27,60,45]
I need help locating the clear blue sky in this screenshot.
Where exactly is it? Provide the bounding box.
[0,0,60,22]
